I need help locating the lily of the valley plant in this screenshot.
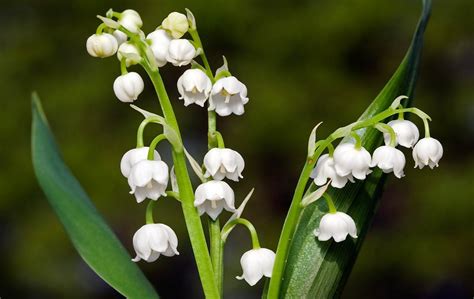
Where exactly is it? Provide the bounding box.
[82,5,439,298]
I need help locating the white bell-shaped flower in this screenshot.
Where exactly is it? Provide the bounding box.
[147,29,172,67]
[86,33,118,58]
[132,223,179,263]
[113,72,144,103]
[161,12,189,39]
[236,248,275,286]
[383,120,420,148]
[204,148,245,181]
[166,39,196,66]
[412,137,443,169]
[117,42,141,66]
[177,69,212,107]
[333,143,372,180]
[314,212,358,242]
[209,76,249,117]
[113,30,128,45]
[118,9,143,33]
[120,147,160,178]
[194,180,235,220]
[128,160,169,203]
[370,145,406,178]
[311,154,354,189]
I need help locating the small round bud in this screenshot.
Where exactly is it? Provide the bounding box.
[86,33,118,58]
[117,42,141,66]
[119,9,143,33]
[161,12,189,39]
[113,30,128,45]
[113,72,144,103]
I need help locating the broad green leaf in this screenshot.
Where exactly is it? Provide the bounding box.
[31,94,159,299]
[280,0,431,297]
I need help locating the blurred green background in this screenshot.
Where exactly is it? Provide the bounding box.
[1,0,473,298]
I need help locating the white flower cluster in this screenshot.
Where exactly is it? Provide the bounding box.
[87,10,250,117]
[310,114,443,243]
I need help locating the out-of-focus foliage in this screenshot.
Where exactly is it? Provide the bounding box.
[0,0,472,298]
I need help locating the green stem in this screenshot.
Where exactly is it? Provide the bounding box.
[423,118,431,138]
[208,218,223,297]
[374,123,397,147]
[350,131,362,149]
[96,23,107,35]
[140,51,219,298]
[146,200,155,224]
[222,218,261,249]
[191,27,225,297]
[323,193,337,214]
[147,134,167,160]
[327,142,335,157]
[120,58,128,75]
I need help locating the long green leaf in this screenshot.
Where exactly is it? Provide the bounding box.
[31,94,159,299]
[280,1,431,297]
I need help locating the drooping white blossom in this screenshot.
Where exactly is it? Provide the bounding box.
[371,145,406,178]
[118,9,143,33]
[132,223,179,262]
[311,154,354,189]
[412,137,443,169]
[86,33,118,58]
[166,39,196,66]
[113,72,144,103]
[333,143,372,180]
[209,76,249,117]
[117,42,141,66]
[128,160,169,203]
[161,12,189,39]
[203,148,245,181]
[383,119,420,148]
[120,147,160,178]
[194,180,235,220]
[236,248,275,286]
[177,69,212,107]
[314,212,358,242]
[147,29,172,67]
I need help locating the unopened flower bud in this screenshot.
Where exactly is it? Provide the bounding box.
[119,9,143,33]
[117,42,141,66]
[113,72,144,103]
[86,33,118,58]
[113,30,128,45]
[162,12,189,39]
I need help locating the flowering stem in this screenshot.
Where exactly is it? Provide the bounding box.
[139,53,219,299]
[147,134,167,160]
[145,200,155,224]
[423,118,431,138]
[190,27,225,297]
[323,193,337,214]
[208,217,223,296]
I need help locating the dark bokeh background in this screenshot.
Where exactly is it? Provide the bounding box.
[1,0,473,298]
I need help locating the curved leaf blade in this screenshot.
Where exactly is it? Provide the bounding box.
[31,94,159,299]
[281,1,431,297]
